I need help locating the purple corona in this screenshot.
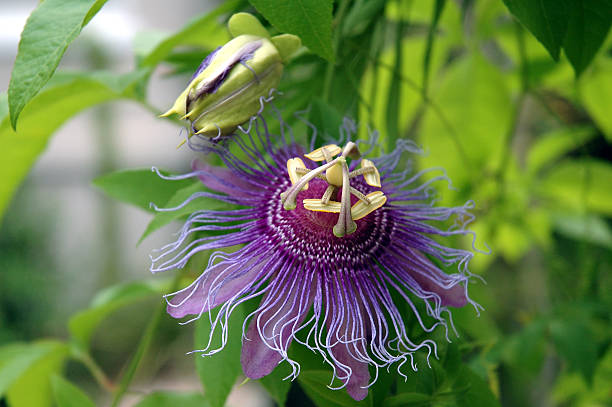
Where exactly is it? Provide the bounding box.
[150,117,481,401]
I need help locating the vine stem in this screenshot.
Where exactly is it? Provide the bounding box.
[110,274,181,407]
[72,346,116,393]
[322,0,351,102]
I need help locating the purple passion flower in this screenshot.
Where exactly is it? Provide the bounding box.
[151,118,480,401]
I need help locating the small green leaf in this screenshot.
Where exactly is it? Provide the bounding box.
[248,0,334,61]
[139,181,226,243]
[51,375,96,407]
[453,366,501,407]
[68,279,170,349]
[139,1,240,67]
[298,369,373,407]
[0,70,147,221]
[4,341,69,407]
[94,169,194,212]
[563,0,612,76]
[538,159,612,216]
[194,305,245,407]
[133,391,209,407]
[8,0,109,128]
[502,0,569,61]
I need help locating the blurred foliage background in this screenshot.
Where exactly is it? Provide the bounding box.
[0,0,611,406]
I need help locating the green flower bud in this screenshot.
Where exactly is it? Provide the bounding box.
[162,13,301,141]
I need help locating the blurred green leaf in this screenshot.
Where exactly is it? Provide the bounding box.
[194,305,245,407]
[342,0,386,37]
[453,366,501,407]
[581,59,612,142]
[139,181,226,243]
[526,127,595,174]
[8,0,109,128]
[538,159,612,216]
[259,363,292,407]
[501,0,568,60]
[133,391,209,407]
[0,342,60,396]
[550,317,598,381]
[68,279,170,349]
[0,92,8,120]
[383,392,431,407]
[552,213,612,249]
[298,369,373,407]
[94,169,194,212]
[5,341,69,407]
[248,0,334,61]
[563,0,612,76]
[309,97,344,141]
[51,375,95,407]
[0,70,147,221]
[138,1,239,67]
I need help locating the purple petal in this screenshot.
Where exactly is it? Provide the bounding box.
[241,273,314,378]
[166,258,261,318]
[192,160,254,198]
[330,340,370,401]
[191,46,222,81]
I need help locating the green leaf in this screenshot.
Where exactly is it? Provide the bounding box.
[8,0,109,128]
[68,279,170,349]
[133,391,209,407]
[139,181,226,243]
[258,363,292,406]
[248,0,334,61]
[194,305,245,407]
[526,126,595,174]
[298,370,373,407]
[138,1,239,67]
[0,70,147,221]
[4,341,69,407]
[538,159,612,216]
[550,317,598,381]
[51,375,96,407]
[581,59,612,142]
[502,0,568,60]
[94,169,194,212]
[383,393,431,407]
[453,366,501,407]
[0,343,59,396]
[309,98,344,141]
[552,213,612,249]
[563,0,612,76]
[0,92,8,120]
[342,0,386,37]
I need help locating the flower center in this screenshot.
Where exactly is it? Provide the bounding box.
[280,143,387,237]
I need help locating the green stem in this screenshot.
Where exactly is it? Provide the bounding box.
[322,0,351,102]
[72,347,115,393]
[110,275,181,406]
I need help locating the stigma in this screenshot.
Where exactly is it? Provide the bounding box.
[281,143,387,237]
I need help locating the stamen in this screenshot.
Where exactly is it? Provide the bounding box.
[321,185,336,204]
[333,158,356,238]
[281,158,340,210]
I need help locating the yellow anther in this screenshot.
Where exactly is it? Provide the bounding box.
[302,199,341,213]
[351,191,387,220]
[287,158,309,190]
[304,144,342,161]
[360,159,381,187]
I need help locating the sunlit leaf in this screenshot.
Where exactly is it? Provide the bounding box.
[248,0,334,61]
[51,375,96,407]
[0,70,147,221]
[8,0,109,128]
[194,305,245,407]
[93,169,194,212]
[68,279,170,349]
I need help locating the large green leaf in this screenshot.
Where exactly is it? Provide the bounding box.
[248,0,334,61]
[3,341,69,407]
[0,343,60,396]
[68,279,170,349]
[139,181,226,243]
[538,159,612,216]
[138,0,239,67]
[0,70,147,221]
[51,375,96,407]
[134,391,209,407]
[94,169,194,212]
[194,305,245,407]
[563,0,612,76]
[8,0,109,128]
[502,0,568,60]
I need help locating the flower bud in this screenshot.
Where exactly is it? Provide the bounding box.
[162,13,301,140]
